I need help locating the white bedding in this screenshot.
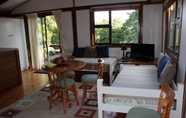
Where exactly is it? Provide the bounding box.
[112,64,159,89]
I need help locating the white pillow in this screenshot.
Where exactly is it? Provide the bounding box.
[159,61,176,86]
[157,53,165,68]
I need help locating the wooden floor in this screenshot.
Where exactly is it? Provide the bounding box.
[0,69,48,110]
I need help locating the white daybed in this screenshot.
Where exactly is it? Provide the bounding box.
[97,64,184,118]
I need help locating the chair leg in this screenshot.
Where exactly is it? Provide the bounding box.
[73,84,79,105]
[65,90,72,108]
[82,83,87,106]
[62,91,67,114]
[49,90,54,109]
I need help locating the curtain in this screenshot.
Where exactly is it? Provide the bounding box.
[26,13,41,69]
[52,10,66,56]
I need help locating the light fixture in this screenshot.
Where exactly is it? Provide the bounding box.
[121,44,129,62]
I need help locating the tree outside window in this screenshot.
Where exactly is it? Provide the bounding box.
[38,15,60,63]
[93,9,139,45]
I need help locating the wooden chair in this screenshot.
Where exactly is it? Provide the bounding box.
[54,56,76,80]
[126,84,175,118]
[44,65,79,114]
[81,59,104,106]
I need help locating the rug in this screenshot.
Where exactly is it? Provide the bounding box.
[0,83,99,118]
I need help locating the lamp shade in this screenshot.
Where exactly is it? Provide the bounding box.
[121,44,127,50]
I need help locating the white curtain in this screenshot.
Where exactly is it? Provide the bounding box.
[52,10,66,55]
[26,13,41,69]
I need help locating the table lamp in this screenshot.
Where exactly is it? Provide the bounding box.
[121,44,129,62]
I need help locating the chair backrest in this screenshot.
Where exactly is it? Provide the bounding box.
[97,59,104,79]
[63,56,75,61]
[157,84,175,118]
[44,66,67,88]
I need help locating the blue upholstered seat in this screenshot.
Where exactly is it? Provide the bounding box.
[81,74,98,83]
[66,70,75,77]
[54,78,75,88]
[126,107,161,118]
[126,84,175,118]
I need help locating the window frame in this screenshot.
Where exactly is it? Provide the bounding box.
[90,5,142,47]
[165,0,182,60]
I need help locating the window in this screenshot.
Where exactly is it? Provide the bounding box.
[166,0,182,55]
[92,7,140,45]
[38,15,60,63]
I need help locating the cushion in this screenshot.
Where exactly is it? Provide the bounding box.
[96,45,109,58]
[55,78,75,88]
[83,46,96,58]
[159,61,176,86]
[72,47,85,57]
[66,70,75,76]
[157,53,165,68]
[157,56,169,80]
[126,107,161,118]
[42,62,57,69]
[81,74,98,83]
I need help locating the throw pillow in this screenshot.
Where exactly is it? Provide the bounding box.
[157,55,169,80]
[157,53,165,68]
[72,47,85,57]
[96,45,109,58]
[159,61,176,86]
[83,46,96,58]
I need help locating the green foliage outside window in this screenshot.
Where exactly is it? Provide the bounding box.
[94,10,139,44]
[38,15,60,62]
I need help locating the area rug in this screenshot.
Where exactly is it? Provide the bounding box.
[0,83,98,118]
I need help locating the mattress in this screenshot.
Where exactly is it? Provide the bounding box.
[112,64,159,89]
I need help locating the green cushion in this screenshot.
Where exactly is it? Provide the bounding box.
[81,74,97,83]
[126,107,161,118]
[54,78,75,88]
[42,62,57,68]
[66,71,75,76]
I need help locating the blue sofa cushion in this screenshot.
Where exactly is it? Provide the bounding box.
[96,45,109,58]
[157,56,169,81]
[72,47,85,57]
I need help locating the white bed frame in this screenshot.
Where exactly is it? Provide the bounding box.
[97,79,184,118]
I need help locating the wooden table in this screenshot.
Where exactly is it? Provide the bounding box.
[52,60,86,71]
[118,58,158,65]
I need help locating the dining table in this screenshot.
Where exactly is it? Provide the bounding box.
[52,60,86,71]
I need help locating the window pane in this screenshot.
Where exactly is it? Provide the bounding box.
[38,15,60,63]
[38,17,47,63]
[45,16,60,51]
[94,11,109,25]
[111,10,139,44]
[95,28,109,43]
[167,3,176,51]
[175,0,182,53]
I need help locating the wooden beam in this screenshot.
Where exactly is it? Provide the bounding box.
[0,10,11,17]
[0,0,8,5]
[72,0,78,48]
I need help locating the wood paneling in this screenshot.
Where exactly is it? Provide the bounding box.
[0,48,22,93]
